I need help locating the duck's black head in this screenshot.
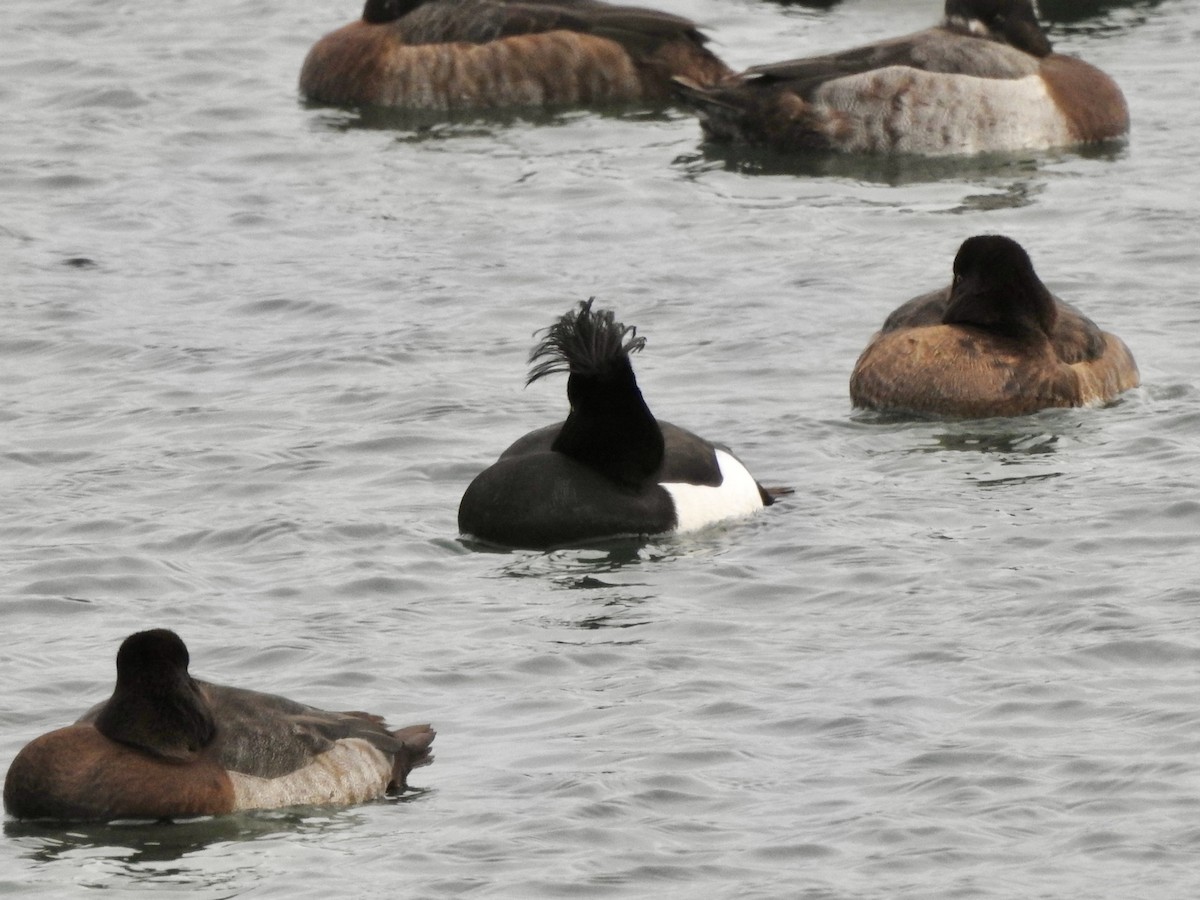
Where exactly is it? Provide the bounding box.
[528,299,665,489]
[944,0,1052,57]
[94,629,216,761]
[943,235,1058,339]
[362,0,428,25]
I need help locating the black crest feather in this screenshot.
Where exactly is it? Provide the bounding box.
[527,298,646,386]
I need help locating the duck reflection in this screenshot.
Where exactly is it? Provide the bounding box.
[570,593,653,632]
[310,102,582,137]
[928,427,1061,457]
[4,809,371,881]
[907,421,1072,490]
[677,144,1055,196]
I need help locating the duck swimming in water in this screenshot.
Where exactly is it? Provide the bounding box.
[673,0,1128,155]
[301,0,731,111]
[458,299,780,549]
[4,629,435,820]
[849,235,1139,418]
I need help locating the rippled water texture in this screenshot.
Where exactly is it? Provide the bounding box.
[3,0,1199,897]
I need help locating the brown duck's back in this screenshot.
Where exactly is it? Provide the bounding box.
[300,4,730,110]
[850,323,1139,418]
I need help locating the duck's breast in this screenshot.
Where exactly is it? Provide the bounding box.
[3,725,235,820]
[1037,54,1129,144]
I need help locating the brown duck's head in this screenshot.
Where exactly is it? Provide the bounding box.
[943,235,1058,339]
[94,629,216,762]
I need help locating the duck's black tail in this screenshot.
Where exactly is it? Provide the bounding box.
[390,724,435,790]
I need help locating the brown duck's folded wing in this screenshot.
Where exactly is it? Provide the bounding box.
[200,682,409,779]
[879,286,1108,364]
[879,286,951,332]
[1048,298,1108,364]
[743,29,1040,96]
[400,0,703,52]
[568,5,710,56]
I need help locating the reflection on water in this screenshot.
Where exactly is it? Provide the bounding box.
[970,470,1063,489]
[928,428,1061,458]
[487,539,681,578]
[311,101,674,142]
[4,796,433,892]
[949,178,1046,214]
[849,404,1123,460]
[559,593,654,633]
[6,806,362,859]
[461,538,649,566]
[675,142,1090,193]
[482,526,749,583]
[4,811,336,894]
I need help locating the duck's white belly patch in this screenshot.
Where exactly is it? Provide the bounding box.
[228,739,392,810]
[815,68,1074,155]
[661,449,764,534]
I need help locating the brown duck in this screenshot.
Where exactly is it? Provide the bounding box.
[850,235,1139,418]
[301,0,731,110]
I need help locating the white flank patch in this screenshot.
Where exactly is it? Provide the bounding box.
[816,70,1074,155]
[228,738,393,811]
[660,449,764,534]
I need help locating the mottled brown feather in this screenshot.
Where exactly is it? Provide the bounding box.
[300,3,730,110]
[850,308,1139,418]
[850,234,1139,418]
[881,285,1109,364]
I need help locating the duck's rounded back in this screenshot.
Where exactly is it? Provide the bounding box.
[300,0,731,111]
[849,235,1139,418]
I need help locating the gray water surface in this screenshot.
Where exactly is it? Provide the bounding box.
[3,0,1199,897]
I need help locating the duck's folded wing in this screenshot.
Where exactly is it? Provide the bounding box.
[744,30,1039,94]
[880,287,951,333]
[880,287,1108,364]
[565,4,708,56]
[201,682,409,779]
[1046,299,1107,364]
[401,0,701,51]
